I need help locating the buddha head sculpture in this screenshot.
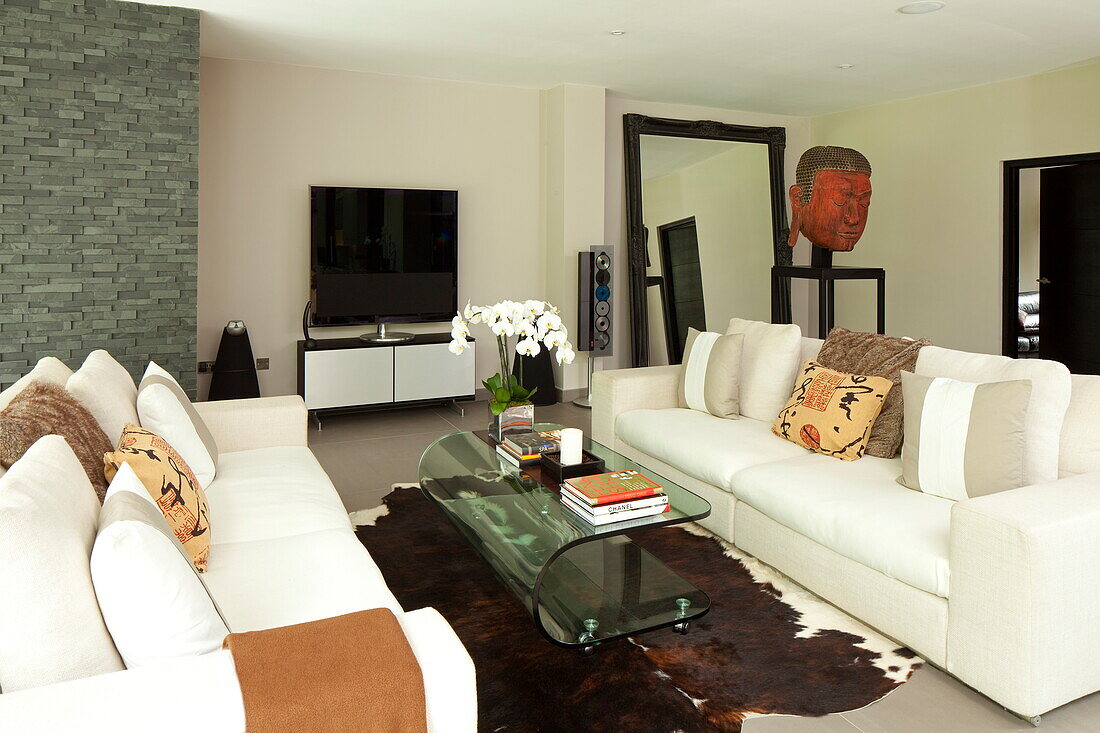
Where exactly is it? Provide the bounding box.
[787,146,872,252]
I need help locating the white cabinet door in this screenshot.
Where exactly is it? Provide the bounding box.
[393,342,474,402]
[304,348,394,409]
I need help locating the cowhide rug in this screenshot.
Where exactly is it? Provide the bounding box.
[352,485,921,732]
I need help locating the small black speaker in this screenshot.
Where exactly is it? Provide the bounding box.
[576,245,613,357]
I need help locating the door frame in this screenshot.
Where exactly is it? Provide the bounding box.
[657,216,699,364]
[1001,151,1100,357]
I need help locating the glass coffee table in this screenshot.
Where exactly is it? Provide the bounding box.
[418,425,711,654]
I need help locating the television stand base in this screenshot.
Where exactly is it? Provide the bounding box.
[359,324,415,343]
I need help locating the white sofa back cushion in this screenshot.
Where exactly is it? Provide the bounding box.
[66,350,139,447]
[137,362,219,489]
[0,435,124,691]
[799,337,824,366]
[914,346,1070,485]
[1059,374,1100,477]
[92,463,229,668]
[0,356,72,412]
[725,318,803,422]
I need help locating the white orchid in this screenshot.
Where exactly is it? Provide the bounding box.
[490,317,515,338]
[536,312,562,337]
[542,328,567,349]
[515,337,541,357]
[447,299,574,412]
[555,341,575,365]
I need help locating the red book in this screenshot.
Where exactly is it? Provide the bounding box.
[562,469,663,506]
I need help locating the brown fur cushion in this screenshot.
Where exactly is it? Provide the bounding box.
[817,328,932,459]
[0,381,113,502]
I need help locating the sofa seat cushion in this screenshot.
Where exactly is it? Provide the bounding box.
[205,446,352,545]
[730,452,953,597]
[616,408,808,490]
[202,528,402,632]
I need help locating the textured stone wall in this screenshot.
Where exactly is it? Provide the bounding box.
[0,0,198,394]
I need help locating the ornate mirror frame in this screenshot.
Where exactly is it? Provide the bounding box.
[623,114,789,367]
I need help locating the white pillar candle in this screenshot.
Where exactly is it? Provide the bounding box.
[560,428,583,466]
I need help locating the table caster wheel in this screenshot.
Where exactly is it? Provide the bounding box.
[673,621,689,635]
[581,645,596,656]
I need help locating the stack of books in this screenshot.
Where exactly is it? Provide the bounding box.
[559,469,669,526]
[496,430,561,467]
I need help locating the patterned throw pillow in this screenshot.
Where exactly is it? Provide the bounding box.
[104,424,211,571]
[0,381,113,501]
[677,328,744,419]
[816,328,931,459]
[772,361,894,461]
[897,371,1032,501]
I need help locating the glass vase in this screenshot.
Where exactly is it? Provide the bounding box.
[490,402,534,442]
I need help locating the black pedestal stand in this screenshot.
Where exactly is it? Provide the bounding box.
[511,349,557,407]
[771,248,885,338]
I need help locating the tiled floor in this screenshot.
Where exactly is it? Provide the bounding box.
[309,401,1098,733]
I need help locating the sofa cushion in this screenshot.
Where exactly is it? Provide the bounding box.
[616,408,807,491]
[0,356,72,412]
[725,318,803,422]
[137,362,219,490]
[678,328,743,418]
[92,464,229,668]
[201,528,402,632]
[730,452,953,597]
[0,435,124,692]
[66,350,139,447]
[773,360,893,461]
[914,346,1070,485]
[1059,374,1100,477]
[204,446,353,546]
[105,424,212,572]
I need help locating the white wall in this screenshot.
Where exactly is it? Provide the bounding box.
[603,96,813,371]
[199,58,544,397]
[812,60,1100,354]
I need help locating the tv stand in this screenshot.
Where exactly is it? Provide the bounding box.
[297,333,475,423]
[359,323,415,344]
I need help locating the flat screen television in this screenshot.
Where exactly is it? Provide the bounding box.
[309,186,458,326]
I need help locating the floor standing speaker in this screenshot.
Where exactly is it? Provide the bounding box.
[208,322,261,401]
[574,245,613,408]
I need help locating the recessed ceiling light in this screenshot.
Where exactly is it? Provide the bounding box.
[609,30,626,36]
[837,64,854,70]
[898,1,946,14]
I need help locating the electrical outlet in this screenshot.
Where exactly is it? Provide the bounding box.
[255,358,270,370]
[198,361,215,373]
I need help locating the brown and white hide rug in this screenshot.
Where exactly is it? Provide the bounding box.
[352,485,921,733]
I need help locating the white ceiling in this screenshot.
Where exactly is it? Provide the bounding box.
[177,0,1100,116]
[641,137,742,180]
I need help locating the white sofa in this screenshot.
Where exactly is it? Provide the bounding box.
[593,332,1100,722]
[0,393,476,732]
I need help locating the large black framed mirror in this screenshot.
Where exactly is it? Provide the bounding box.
[624,114,789,367]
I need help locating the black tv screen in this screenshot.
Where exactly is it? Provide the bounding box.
[310,186,458,326]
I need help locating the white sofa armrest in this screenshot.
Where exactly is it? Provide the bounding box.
[400,607,477,732]
[591,365,679,449]
[948,471,1100,718]
[0,650,245,733]
[194,395,308,452]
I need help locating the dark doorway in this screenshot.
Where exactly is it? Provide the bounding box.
[1003,152,1100,374]
[658,217,705,364]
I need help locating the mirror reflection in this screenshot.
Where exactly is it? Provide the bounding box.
[639,135,777,365]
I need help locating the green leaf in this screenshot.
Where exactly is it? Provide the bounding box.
[526,386,538,400]
[489,400,507,415]
[512,384,530,400]
[494,387,511,404]
[485,374,503,392]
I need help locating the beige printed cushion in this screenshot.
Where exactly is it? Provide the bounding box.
[772,360,893,461]
[104,424,211,571]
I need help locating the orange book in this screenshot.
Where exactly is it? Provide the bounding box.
[562,469,663,506]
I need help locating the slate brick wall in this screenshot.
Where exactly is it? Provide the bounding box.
[0,0,199,394]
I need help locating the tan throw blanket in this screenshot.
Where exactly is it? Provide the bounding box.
[223,609,427,733]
